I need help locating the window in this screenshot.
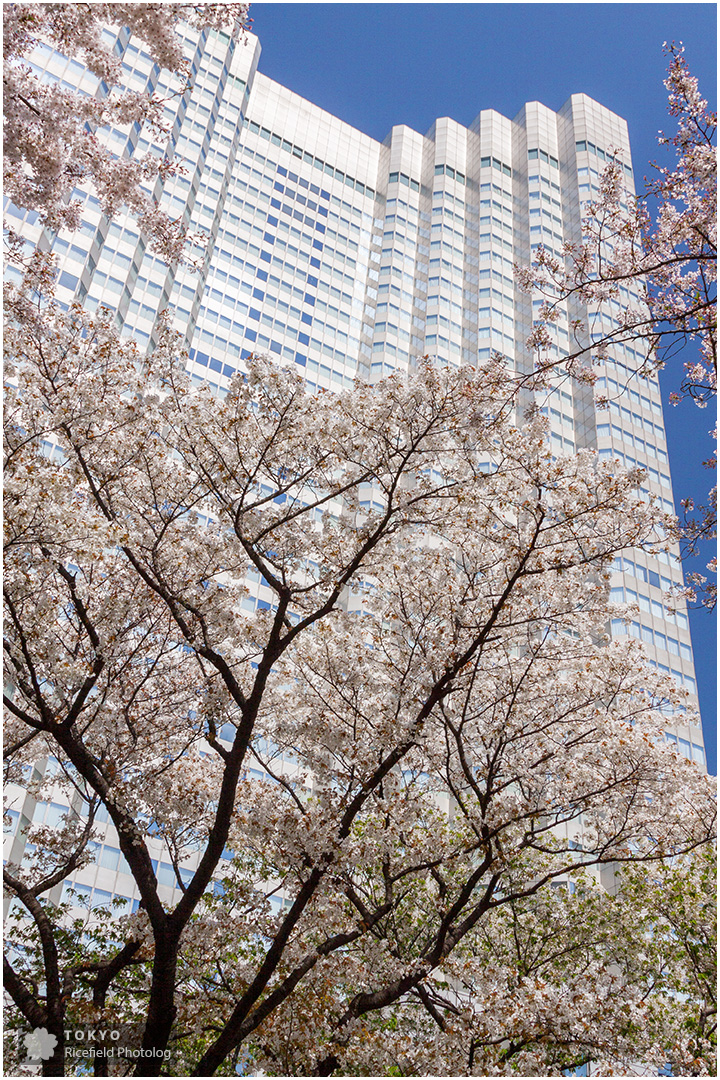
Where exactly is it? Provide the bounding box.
[99,845,121,871]
[91,889,113,910]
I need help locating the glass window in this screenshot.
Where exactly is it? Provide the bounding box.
[44,803,69,828]
[99,846,121,871]
[157,862,177,888]
[91,889,113,909]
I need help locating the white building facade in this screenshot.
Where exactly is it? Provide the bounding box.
[4,24,706,915]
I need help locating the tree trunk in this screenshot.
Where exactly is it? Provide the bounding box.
[135,934,178,1077]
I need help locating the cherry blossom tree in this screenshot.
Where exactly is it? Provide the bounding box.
[3,2,248,261]
[3,12,715,1076]
[4,264,715,1074]
[254,850,715,1078]
[518,44,716,606]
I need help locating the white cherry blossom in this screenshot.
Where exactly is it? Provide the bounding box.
[4,270,714,1075]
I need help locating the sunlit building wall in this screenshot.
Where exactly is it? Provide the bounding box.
[4,24,705,917]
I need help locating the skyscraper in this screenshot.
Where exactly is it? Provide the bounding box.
[4,21,705,918]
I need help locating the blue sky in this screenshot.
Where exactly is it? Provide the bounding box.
[249,2,717,770]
